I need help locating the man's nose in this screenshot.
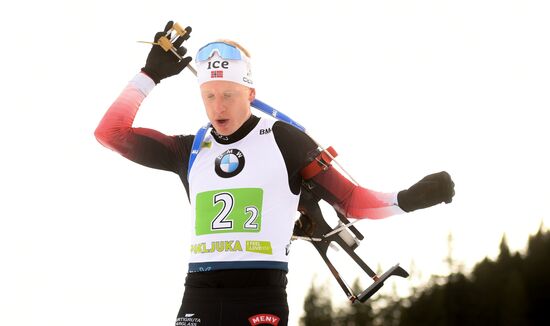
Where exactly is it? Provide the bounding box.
[213,98,226,112]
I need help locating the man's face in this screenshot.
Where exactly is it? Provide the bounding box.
[200,81,255,136]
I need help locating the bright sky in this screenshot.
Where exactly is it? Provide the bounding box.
[2,1,549,325]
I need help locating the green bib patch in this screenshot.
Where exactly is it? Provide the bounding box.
[246,240,273,255]
[195,188,263,235]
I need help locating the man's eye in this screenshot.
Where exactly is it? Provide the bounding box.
[224,93,232,98]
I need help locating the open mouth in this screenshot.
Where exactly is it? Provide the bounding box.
[216,119,229,126]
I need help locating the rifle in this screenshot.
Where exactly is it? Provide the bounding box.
[294,189,409,303]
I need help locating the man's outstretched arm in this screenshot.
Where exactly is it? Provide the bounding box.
[302,150,455,219]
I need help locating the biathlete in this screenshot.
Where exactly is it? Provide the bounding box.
[95,21,455,326]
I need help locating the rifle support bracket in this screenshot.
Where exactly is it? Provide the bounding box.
[293,190,409,303]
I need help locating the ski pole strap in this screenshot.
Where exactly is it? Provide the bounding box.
[251,99,306,132]
[187,122,211,178]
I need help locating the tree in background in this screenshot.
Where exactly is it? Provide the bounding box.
[523,224,550,324]
[300,278,333,326]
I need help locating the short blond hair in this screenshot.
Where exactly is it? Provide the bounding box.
[216,39,251,58]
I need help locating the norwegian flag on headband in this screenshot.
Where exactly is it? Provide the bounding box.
[211,70,224,78]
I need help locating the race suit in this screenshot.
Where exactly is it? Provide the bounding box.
[95,72,403,325]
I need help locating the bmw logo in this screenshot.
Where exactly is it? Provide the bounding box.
[215,149,245,178]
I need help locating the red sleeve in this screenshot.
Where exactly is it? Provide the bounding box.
[307,166,404,220]
[94,74,190,172]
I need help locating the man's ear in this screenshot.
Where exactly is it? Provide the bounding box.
[249,88,256,102]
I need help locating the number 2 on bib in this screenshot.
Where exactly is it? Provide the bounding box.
[195,188,263,235]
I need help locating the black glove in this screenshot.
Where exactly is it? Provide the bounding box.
[141,21,192,84]
[397,171,455,212]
